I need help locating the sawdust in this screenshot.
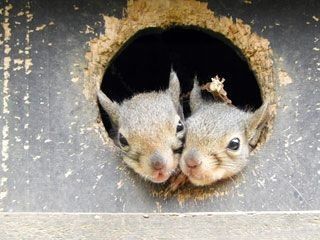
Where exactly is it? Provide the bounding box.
[4,46,11,55]
[1,2,13,211]
[35,24,47,31]
[83,0,278,201]
[85,25,95,34]
[14,59,24,65]
[71,77,79,83]
[278,69,293,86]
[25,58,33,75]
[2,22,11,41]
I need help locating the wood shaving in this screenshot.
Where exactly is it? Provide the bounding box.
[202,76,232,105]
[278,69,293,86]
[35,24,46,31]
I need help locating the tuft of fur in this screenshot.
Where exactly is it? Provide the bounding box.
[180,81,269,186]
[98,70,185,183]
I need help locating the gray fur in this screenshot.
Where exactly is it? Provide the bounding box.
[187,103,249,140]
[189,77,202,113]
[180,83,270,186]
[119,92,177,135]
[167,70,181,111]
[97,90,120,126]
[246,102,270,147]
[97,69,185,183]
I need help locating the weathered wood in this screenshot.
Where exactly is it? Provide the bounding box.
[1,212,319,239]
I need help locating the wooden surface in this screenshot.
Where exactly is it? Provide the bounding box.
[0,0,319,213]
[1,211,320,239]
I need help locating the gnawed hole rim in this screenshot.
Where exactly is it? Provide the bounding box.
[85,0,277,200]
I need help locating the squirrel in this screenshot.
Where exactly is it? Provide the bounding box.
[179,80,270,186]
[97,70,186,183]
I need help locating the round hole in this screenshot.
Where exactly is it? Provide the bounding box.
[84,0,277,200]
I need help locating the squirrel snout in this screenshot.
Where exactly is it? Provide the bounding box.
[150,153,166,171]
[184,149,202,168]
[186,158,202,168]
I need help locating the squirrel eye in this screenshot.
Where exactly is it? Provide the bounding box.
[227,138,240,151]
[118,133,129,148]
[176,120,184,133]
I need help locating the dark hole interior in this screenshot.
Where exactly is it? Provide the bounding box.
[99,26,262,135]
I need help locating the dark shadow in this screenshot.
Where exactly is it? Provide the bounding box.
[99,26,262,135]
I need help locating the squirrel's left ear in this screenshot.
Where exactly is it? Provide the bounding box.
[245,101,271,149]
[168,69,181,110]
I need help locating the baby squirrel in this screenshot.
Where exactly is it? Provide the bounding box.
[179,80,270,186]
[98,70,186,183]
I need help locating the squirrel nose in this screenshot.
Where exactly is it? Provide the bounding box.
[186,158,202,168]
[150,153,166,170]
[185,149,202,168]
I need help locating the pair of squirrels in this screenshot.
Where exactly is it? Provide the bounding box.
[98,69,269,186]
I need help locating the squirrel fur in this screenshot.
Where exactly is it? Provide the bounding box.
[98,70,185,183]
[180,80,270,186]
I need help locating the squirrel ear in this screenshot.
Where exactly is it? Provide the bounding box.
[168,69,181,110]
[97,90,120,126]
[245,101,271,148]
[190,77,202,113]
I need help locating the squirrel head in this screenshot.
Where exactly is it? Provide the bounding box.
[98,70,185,183]
[180,81,270,186]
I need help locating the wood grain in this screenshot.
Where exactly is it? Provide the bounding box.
[1,212,319,239]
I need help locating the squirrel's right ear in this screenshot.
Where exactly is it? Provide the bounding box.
[168,69,181,110]
[97,90,120,126]
[190,77,202,113]
[246,101,271,149]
